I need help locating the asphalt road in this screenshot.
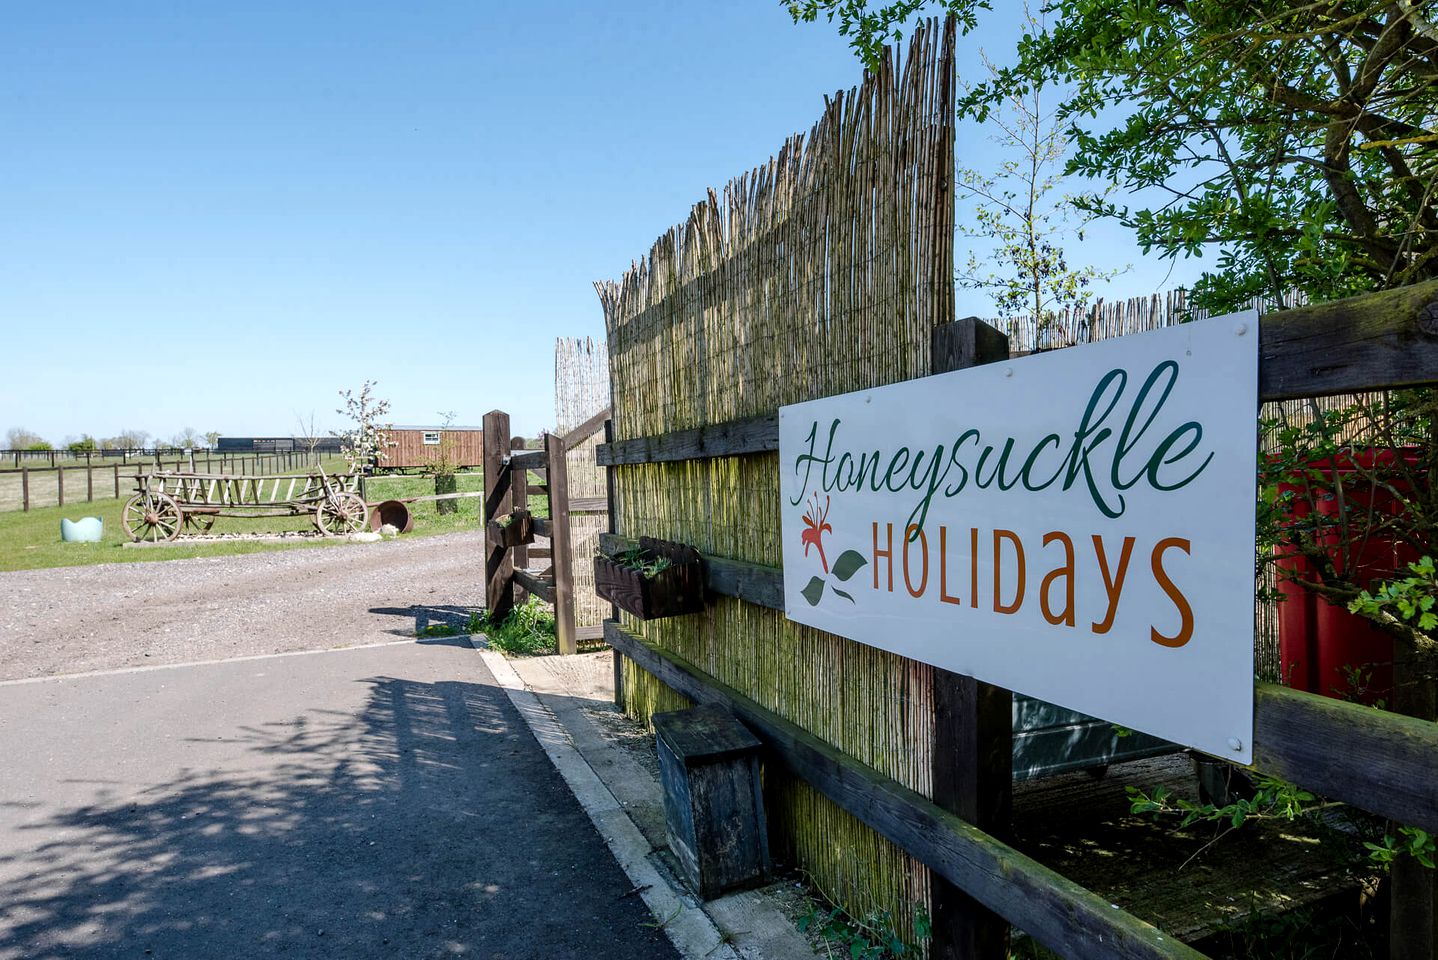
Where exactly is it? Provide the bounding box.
[0,561,678,959]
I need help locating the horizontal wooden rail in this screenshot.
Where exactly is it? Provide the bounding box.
[600,534,1438,831]
[1254,682,1438,833]
[605,621,1204,960]
[561,407,612,448]
[570,496,608,513]
[513,569,556,604]
[595,280,1438,466]
[596,413,777,466]
[1258,279,1438,400]
[371,491,484,506]
[599,533,783,609]
[509,450,548,472]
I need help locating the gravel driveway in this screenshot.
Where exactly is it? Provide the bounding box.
[0,532,484,681]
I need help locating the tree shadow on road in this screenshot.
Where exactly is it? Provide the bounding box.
[0,674,676,960]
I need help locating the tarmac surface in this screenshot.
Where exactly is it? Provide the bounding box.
[0,546,679,960]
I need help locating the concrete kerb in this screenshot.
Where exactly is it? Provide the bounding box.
[471,638,741,960]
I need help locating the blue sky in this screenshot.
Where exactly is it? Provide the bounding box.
[2,1,1202,443]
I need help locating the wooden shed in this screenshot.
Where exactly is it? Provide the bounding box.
[383,425,485,472]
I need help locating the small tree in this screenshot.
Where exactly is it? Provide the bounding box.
[428,411,462,515]
[173,427,202,450]
[293,411,327,463]
[204,431,220,451]
[955,4,1121,348]
[67,435,97,454]
[336,381,393,473]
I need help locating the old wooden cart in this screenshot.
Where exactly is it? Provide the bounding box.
[122,468,368,542]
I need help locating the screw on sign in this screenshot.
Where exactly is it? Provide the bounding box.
[1418,299,1438,337]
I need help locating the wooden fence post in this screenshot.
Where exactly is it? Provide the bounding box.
[113,464,120,498]
[57,466,64,508]
[21,468,29,512]
[1392,650,1437,960]
[510,437,530,580]
[86,462,93,502]
[545,431,577,656]
[605,418,624,710]
[929,317,1013,960]
[483,410,515,621]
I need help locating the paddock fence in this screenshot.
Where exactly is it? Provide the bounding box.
[0,450,323,513]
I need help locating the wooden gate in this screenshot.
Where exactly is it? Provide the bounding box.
[481,407,611,655]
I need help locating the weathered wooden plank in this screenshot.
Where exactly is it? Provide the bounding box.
[596,412,778,466]
[1252,682,1438,834]
[570,496,608,513]
[511,568,555,605]
[1388,655,1437,960]
[599,532,784,610]
[606,418,625,712]
[510,438,530,574]
[546,431,578,655]
[509,449,548,472]
[482,410,515,621]
[930,317,1012,960]
[576,624,605,642]
[1258,279,1438,400]
[560,406,613,448]
[605,622,1205,960]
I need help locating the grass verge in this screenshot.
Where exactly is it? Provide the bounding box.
[474,598,557,656]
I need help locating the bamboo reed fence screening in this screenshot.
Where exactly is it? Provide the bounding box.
[596,18,956,937]
[555,336,612,635]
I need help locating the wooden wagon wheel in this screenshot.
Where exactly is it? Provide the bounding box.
[122,492,183,543]
[315,492,368,536]
[183,512,217,533]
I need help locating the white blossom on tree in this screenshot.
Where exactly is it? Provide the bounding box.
[336,381,394,472]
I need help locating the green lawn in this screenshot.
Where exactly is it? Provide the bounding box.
[0,468,555,573]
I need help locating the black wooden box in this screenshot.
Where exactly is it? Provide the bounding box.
[652,704,770,900]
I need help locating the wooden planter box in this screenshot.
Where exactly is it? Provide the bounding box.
[487,509,534,548]
[594,536,705,620]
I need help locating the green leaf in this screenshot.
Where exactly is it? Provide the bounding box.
[832,586,855,603]
[831,549,868,582]
[802,576,825,606]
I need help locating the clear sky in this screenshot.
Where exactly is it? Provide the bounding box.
[2,1,1202,444]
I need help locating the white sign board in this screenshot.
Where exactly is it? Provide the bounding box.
[779,313,1258,762]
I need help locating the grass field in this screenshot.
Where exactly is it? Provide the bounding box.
[0,468,543,573]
